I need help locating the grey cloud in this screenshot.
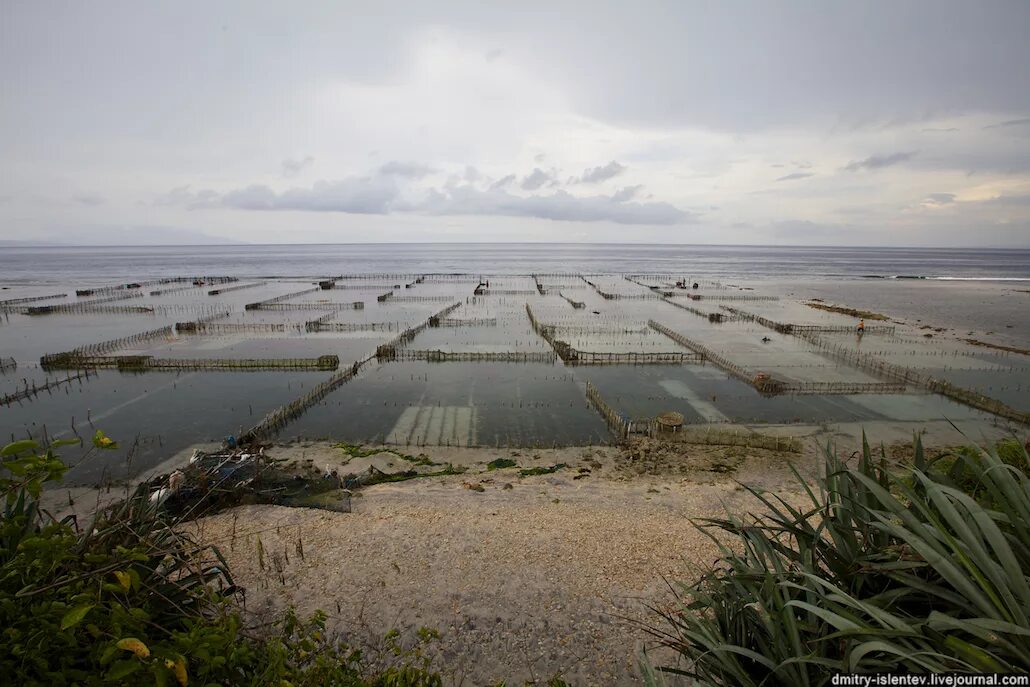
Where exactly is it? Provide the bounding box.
[163,177,400,214]
[776,172,814,182]
[923,192,955,205]
[520,168,552,191]
[378,161,435,178]
[612,185,643,202]
[922,127,959,132]
[489,174,516,190]
[153,186,219,208]
[463,166,482,183]
[984,194,1030,206]
[983,118,1030,130]
[843,151,916,172]
[72,194,104,206]
[281,155,314,177]
[577,161,626,184]
[416,185,694,225]
[533,153,547,163]
[226,178,399,213]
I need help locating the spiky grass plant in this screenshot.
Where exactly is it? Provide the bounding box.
[646,434,1030,684]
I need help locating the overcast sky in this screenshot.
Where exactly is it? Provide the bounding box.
[2,1,1030,246]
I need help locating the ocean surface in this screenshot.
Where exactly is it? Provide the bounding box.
[2,243,1027,486]
[2,244,1029,283]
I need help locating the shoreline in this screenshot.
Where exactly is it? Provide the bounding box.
[150,419,1018,684]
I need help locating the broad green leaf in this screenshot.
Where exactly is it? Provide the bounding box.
[1,440,39,457]
[60,603,93,630]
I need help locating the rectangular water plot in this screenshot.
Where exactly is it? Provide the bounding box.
[0,369,325,485]
[282,361,609,447]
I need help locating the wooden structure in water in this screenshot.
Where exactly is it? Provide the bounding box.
[647,320,905,396]
[0,293,67,309]
[723,307,895,335]
[208,282,264,295]
[42,353,339,372]
[584,381,656,439]
[1,370,94,406]
[308,321,399,333]
[375,302,461,359]
[559,292,585,309]
[437,317,497,327]
[803,334,1030,424]
[390,349,557,363]
[22,292,146,315]
[244,287,320,310]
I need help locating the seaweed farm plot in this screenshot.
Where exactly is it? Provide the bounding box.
[3,271,1026,483]
[282,361,608,447]
[646,317,900,392]
[115,332,388,366]
[405,299,552,355]
[577,364,990,428]
[814,333,1030,412]
[1,369,321,485]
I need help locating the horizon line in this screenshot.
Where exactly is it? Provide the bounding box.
[4,241,1030,250]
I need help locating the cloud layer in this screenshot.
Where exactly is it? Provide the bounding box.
[2,2,1029,246]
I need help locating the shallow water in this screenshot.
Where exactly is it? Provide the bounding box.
[2,249,1026,485]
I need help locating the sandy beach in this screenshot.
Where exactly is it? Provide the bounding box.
[182,419,1016,685]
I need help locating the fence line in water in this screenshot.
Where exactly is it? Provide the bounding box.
[722,306,895,334]
[208,282,265,295]
[241,302,462,443]
[0,293,67,308]
[238,356,371,443]
[253,301,364,311]
[625,275,726,290]
[178,321,302,334]
[562,349,703,365]
[244,287,320,310]
[802,333,1030,424]
[671,294,779,302]
[527,304,701,365]
[389,296,456,303]
[149,278,237,296]
[437,317,497,327]
[647,319,906,395]
[559,292,585,309]
[661,297,733,322]
[76,276,236,297]
[376,302,463,358]
[584,381,656,439]
[21,291,145,314]
[40,324,179,368]
[389,349,557,363]
[309,321,400,333]
[1,370,94,406]
[475,289,538,296]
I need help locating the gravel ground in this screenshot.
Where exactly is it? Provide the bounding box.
[189,440,820,685]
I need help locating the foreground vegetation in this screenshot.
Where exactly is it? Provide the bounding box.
[0,434,442,686]
[5,430,1028,684]
[647,436,1030,683]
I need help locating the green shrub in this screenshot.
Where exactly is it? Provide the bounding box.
[645,434,1030,684]
[0,436,442,686]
